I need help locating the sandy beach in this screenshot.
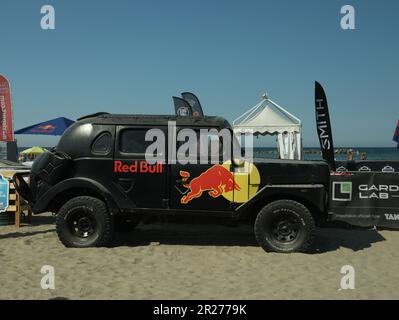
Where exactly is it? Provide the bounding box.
[1,214,399,300]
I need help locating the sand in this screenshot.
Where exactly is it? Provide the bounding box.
[1,214,399,300]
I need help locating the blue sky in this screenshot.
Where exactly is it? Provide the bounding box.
[0,0,398,147]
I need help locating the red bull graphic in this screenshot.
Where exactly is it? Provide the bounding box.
[180,165,241,204]
[114,160,163,174]
[31,124,56,133]
[39,125,56,130]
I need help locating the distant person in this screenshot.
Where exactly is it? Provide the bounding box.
[360,152,367,160]
[347,149,354,161]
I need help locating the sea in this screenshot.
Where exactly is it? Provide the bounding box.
[0,144,396,163]
[253,147,399,161]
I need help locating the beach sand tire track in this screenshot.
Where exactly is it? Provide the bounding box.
[56,196,114,248]
[255,199,316,253]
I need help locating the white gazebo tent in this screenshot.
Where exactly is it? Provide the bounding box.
[233,94,302,160]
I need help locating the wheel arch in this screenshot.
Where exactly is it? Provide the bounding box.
[32,178,119,215]
[234,185,328,225]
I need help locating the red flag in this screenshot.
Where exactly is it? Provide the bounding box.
[0,75,14,142]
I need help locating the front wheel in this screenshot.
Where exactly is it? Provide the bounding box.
[254,200,315,253]
[56,196,114,248]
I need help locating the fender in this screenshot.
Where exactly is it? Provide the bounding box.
[32,177,120,214]
[233,184,327,219]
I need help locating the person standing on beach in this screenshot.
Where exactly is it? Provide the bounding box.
[347,149,354,161]
[360,152,367,160]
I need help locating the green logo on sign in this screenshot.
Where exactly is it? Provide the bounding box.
[332,181,352,201]
[341,182,352,193]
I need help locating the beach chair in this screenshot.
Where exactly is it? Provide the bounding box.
[7,181,32,228]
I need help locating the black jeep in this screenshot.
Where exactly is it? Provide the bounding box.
[13,113,399,253]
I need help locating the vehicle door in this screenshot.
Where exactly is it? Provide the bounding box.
[169,127,235,212]
[114,126,167,209]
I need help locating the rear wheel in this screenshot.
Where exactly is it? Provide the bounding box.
[254,200,315,253]
[56,196,114,248]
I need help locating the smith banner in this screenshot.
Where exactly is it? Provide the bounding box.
[0,75,14,142]
[315,81,335,171]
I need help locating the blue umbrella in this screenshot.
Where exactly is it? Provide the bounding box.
[15,117,75,136]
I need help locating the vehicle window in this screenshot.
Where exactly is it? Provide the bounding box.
[205,131,229,159]
[176,128,229,160]
[120,129,154,154]
[91,132,112,155]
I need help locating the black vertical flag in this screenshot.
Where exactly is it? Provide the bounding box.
[315,81,336,171]
[393,120,399,148]
[173,96,193,117]
[181,92,204,117]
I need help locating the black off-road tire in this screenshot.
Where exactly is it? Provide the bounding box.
[254,200,316,253]
[56,196,114,248]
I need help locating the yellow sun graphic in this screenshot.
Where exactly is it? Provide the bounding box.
[221,160,260,203]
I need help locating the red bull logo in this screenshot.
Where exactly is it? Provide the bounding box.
[32,124,56,133]
[39,124,56,130]
[180,165,241,204]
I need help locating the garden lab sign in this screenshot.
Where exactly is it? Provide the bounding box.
[0,175,9,213]
[333,180,399,202]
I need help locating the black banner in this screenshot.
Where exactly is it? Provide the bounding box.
[330,172,399,229]
[336,160,399,173]
[173,96,193,117]
[181,92,204,117]
[315,81,336,171]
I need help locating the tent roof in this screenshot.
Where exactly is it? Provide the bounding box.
[233,98,301,134]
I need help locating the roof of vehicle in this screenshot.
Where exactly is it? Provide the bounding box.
[77,113,231,128]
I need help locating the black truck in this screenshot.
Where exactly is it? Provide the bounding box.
[13,112,399,253]
[12,83,399,253]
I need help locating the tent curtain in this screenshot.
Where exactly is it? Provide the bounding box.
[295,132,302,160]
[277,132,300,160]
